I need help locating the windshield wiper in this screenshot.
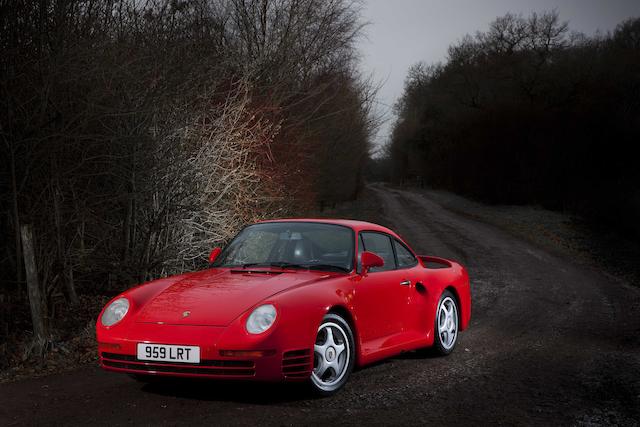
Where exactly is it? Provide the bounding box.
[237,263,264,269]
[236,262,348,273]
[300,264,350,273]
[236,262,305,270]
[266,262,307,270]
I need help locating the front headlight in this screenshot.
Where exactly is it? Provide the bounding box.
[101,297,130,327]
[246,304,277,334]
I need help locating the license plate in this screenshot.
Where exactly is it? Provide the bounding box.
[136,343,200,363]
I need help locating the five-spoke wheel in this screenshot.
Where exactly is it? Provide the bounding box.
[309,294,459,394]
[310,313,355,395]
[433,290,459,355]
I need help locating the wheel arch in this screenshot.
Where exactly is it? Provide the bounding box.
[444,284,469,331]
[326,305,361,365]
[444,285,460,306]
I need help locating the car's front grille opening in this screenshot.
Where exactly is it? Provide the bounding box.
[282,349,312,379]
[101,352,255,376]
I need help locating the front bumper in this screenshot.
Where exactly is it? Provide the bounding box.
[97,322,313,382]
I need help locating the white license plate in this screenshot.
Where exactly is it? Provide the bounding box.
[136,343,200,364]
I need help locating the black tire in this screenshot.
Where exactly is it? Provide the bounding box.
[432,290,460,356]
[310,313,356,397]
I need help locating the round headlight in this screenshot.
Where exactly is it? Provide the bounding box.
[246,304,277,334]
[101,297,130,327]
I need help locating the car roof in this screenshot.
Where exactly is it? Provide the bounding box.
[258,218,400,237]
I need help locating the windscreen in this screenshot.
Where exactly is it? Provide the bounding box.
[212,222,354,272]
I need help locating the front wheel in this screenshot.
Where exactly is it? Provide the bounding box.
[310,313,355,396]
[432,290,459,356]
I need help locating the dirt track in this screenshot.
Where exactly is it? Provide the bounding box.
[2,184,639,426]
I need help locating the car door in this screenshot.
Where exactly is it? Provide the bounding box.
[354,231,411,352]
[391,238,424,335]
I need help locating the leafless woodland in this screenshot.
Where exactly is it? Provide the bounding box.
[0,0,378,362]
[383,12,640,239]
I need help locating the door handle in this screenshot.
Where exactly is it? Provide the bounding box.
[400,280,411,286]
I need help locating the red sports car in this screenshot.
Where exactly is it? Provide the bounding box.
[97,219,471,395]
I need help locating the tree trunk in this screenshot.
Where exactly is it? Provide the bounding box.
[10,147,23,285]
[52,175,78,305]
[20,224,47,341]
[65,264,78,305]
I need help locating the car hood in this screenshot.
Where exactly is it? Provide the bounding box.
[135,268,334,326]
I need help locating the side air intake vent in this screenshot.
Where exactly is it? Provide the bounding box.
[282,349,313,379]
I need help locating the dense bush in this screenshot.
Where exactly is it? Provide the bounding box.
[0,0,376,344]
[388,12,640,238]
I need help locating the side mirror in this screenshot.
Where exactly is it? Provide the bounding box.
[361,251,384,274]
[208,247,222,264]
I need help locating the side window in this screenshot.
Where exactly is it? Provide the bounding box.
[361,232,397,272]
[394,240,418,268]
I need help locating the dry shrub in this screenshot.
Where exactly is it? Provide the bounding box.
[151,81,296,274]
[174,83,287,265]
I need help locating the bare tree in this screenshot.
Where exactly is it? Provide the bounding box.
[386,11,640,239]
[0,0,375,356]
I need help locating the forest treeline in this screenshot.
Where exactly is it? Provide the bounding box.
[386,12,640,238]
[0,0,375,351]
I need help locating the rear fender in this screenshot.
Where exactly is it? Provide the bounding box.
[418,256,471,331]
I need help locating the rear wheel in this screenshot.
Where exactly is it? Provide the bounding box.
[432,290,459,356]
[310,313,355,396]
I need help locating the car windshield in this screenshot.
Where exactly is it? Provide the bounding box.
[212,222,354,273]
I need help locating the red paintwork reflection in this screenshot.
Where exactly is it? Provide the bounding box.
[135,269,335,326]
[96,219,471,382]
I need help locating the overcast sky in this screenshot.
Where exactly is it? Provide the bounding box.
[359,0,640,150]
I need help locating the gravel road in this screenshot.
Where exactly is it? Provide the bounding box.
[2,184,639,426]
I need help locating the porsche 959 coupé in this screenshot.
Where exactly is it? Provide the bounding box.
[97,219,471,395]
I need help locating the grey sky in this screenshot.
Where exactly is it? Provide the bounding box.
[359,0,640,150]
